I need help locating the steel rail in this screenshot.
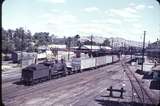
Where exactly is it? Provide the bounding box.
[121,59,157,105]
[121,62,144,103]
[125,63,157,105]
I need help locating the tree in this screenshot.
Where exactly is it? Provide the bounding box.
[102,38,110,46]
[2,27,35,53]
[65,37,72,49]
[74,34,80,40]
[2,28,15,53]
[33,32,51,46]
[13,27,33,51]
[74,34,80,46]
[83,40,97,45]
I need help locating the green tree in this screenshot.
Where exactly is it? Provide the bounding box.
[13,27,33,51]
[2,28,15,53]
[83,40,97,45]
[74,34,80,40]
[33,32,51,46]
[74,34,80,46]
[102,38,110,46]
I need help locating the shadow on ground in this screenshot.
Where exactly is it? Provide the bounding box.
[135,69,144,75]
[12,76,63,86]
[142,72,153,79]
[13,81,24,85]
[95,99,156,106]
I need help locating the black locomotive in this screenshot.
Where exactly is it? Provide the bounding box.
[21,59,67,85]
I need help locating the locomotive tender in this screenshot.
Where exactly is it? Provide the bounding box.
[21,55,120,85]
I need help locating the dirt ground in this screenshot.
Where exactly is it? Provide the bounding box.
[2,60,159,106]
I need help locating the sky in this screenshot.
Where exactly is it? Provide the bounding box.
[2,0,160,42]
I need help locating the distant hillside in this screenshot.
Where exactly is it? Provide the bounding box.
[80,36,145,47]
[53,36,147,48]
[80,36,106,44]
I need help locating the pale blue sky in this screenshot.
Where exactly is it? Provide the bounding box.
[2,0,160,42]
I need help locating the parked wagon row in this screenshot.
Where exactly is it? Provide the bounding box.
[71,55,119,72]
[21,55,120,85]
[12,51,37,63]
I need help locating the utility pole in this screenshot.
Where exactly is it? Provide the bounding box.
[91,35,93,52]
[141,31,146,72]
[67,37,71,60]
[21,27,25,68]
[111,38,113,50]
[89,35,93,58]
[130,46,132,60]
[112,38,113,62]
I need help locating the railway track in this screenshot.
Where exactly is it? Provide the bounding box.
[3,63,121,104]
[121,59,157,106]
[3,56,144,106]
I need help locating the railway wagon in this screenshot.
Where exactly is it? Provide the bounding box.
[71,55,119,72]
[105,55,112,64]
[81,58,96,70]
[112,55,120,63]
[12,51,37,63]
[12,51,22,63]
[21,64,50,85]
[95,56,106,67]
[71,57,96,72]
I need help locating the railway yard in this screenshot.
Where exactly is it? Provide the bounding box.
[2,57,160,106]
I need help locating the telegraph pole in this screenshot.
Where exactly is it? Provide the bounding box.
[21,27,25,68]
[130,46,132,60]
[67,38,71,60]
[91,35,93,52]
[112,38,113,62]
[141,31,146,72]
[88,35,93,58]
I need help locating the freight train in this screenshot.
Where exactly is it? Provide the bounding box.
[21,55,120,85]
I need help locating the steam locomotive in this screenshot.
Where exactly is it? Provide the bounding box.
[21,54,120,85]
